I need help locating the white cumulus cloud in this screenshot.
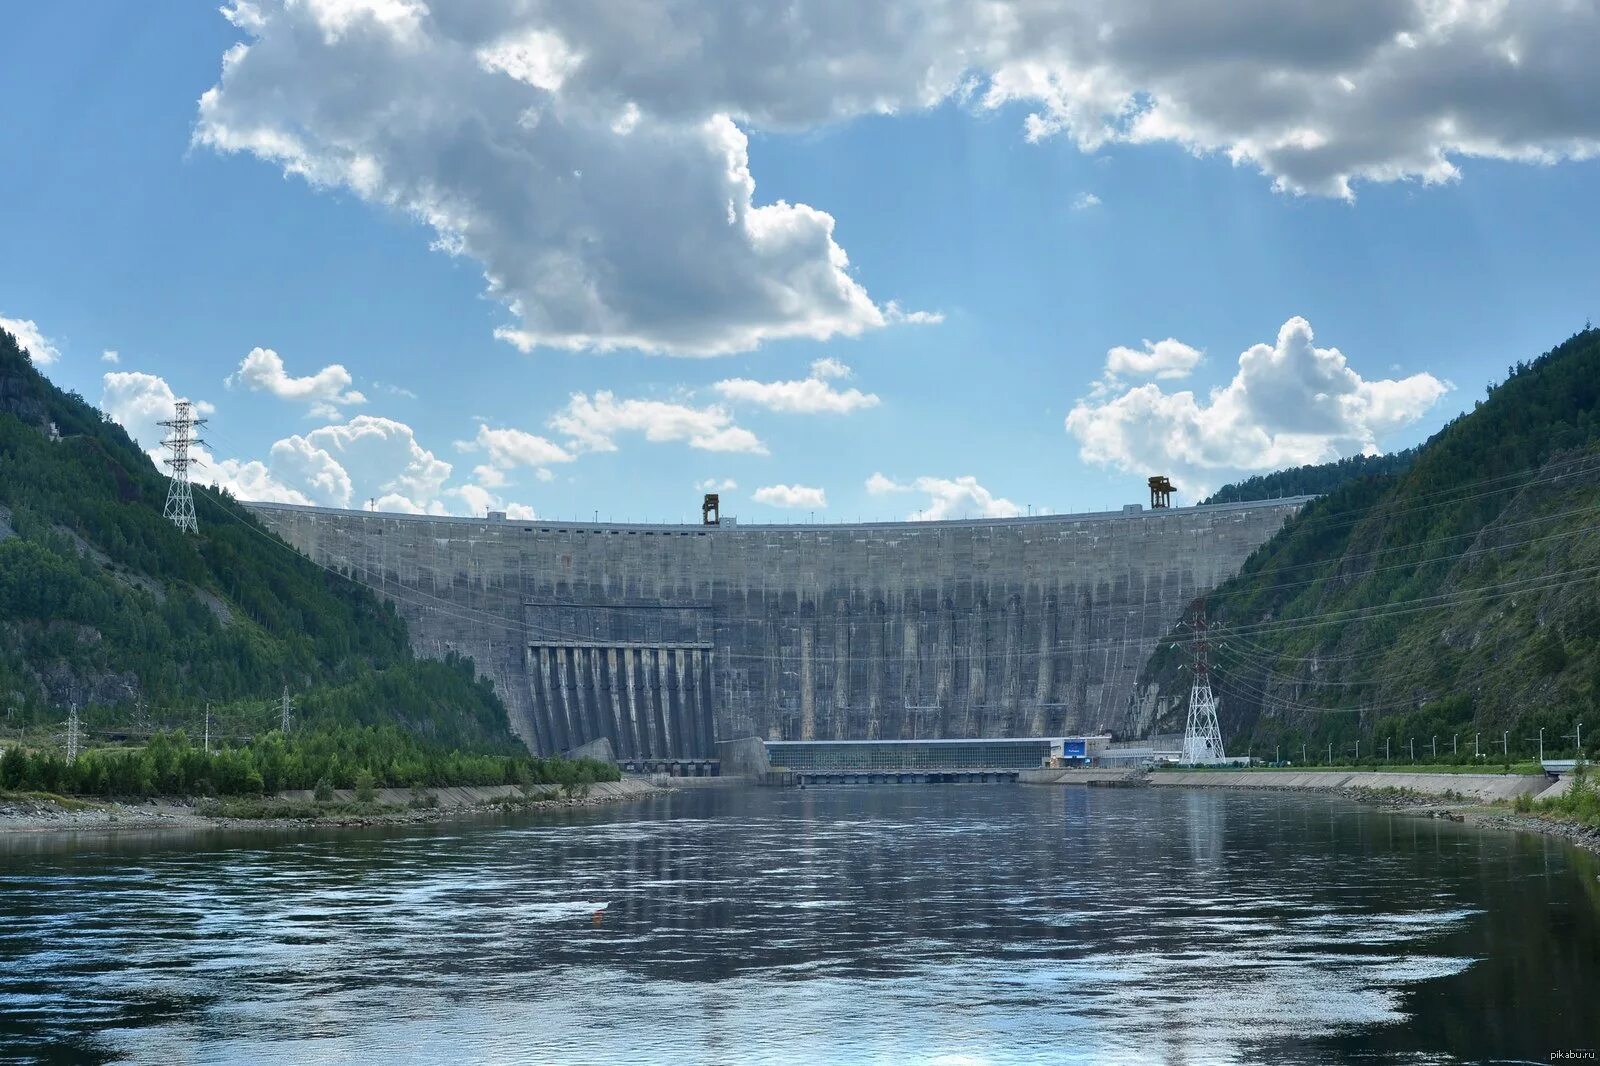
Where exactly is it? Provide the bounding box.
[227,346,367,418]
[712,358,880,414]
[866,472,1021,521]
[451,482,537,519]
[1065,316,1449,499]
[753,483,827,509]
[882,301,945,326]
[210,457,315,505]
[99,370,313,503]
[101,349,120,364]
[267,434,355,505]
[100,372,215,453]
[458,423,575,486]
[1105,338,1202,381]
[551,391,766,453]
[194,1,1600,366]
[196,3,930,356]
[207,414,453,511]
[101,365,541,516]
[696,477,738,492]
[1,315,62,366]
[294,415,452,509]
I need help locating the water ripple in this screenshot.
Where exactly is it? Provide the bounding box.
[0,786,1596,1064]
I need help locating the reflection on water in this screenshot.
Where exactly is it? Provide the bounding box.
[1,786,1596,1064]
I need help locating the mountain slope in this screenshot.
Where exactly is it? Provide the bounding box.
[1140,326,1600,761]
[1201,449,1418,505]
[0,327,518,751]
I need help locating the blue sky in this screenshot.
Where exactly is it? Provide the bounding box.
[4,2,1599,522]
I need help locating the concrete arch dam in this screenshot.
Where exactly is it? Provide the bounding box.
[245,499,1308,758]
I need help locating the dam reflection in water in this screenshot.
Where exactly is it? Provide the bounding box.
[0,786,1596,1064]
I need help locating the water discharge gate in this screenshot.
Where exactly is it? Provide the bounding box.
[526,643,715,760]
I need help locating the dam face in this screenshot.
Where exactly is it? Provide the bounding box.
[245,499,1308,758]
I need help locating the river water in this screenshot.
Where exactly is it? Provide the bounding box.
[1,785,1596,1064]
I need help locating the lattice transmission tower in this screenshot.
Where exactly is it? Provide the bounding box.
[159,400,208,534]
[1181,607,1227,765]
[66,703,80,763]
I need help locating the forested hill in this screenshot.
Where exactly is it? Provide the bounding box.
[0,327,518,751]
[1201,449,1417,505]
[1140,326,1600,763]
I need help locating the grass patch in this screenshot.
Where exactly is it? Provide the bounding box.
[1511,765,1600,828]
[196,796,405,821]
[0,788,100,811]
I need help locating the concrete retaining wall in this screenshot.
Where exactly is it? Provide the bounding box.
[717,736,771,777]
[1532,775,1578,801]
[1149,770,1549,801]
[247,498,1306,755]
[1019,767,1143,785]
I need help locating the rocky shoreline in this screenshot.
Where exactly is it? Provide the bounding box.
[1150,772,1600,857]
[0,778,667,836]
[1409,804,1600,856]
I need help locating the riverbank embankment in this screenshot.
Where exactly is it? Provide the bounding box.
[1147,769,1549,802]
[0,777,666,835]
[1143,769,1600,855]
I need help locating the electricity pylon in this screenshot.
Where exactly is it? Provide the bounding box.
[158,400,208,534]
[66,703,80,763]
[1182,608,1227,765]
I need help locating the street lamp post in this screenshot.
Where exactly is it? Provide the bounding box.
[1385,738,1391,762]
[1409,737,1415,762]
[1432,736,1437,759]
[1453,733,1458,755]
[1475,732,1481,757]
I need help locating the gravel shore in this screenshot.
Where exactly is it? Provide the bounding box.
[0,779,667,836]
[1448,809,1600,856]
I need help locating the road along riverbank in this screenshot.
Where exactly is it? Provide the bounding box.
[0,777,666,835]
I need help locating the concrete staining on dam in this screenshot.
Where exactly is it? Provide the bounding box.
[245,499,1308,758]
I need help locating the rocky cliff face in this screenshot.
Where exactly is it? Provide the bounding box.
[0,362,49,432]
